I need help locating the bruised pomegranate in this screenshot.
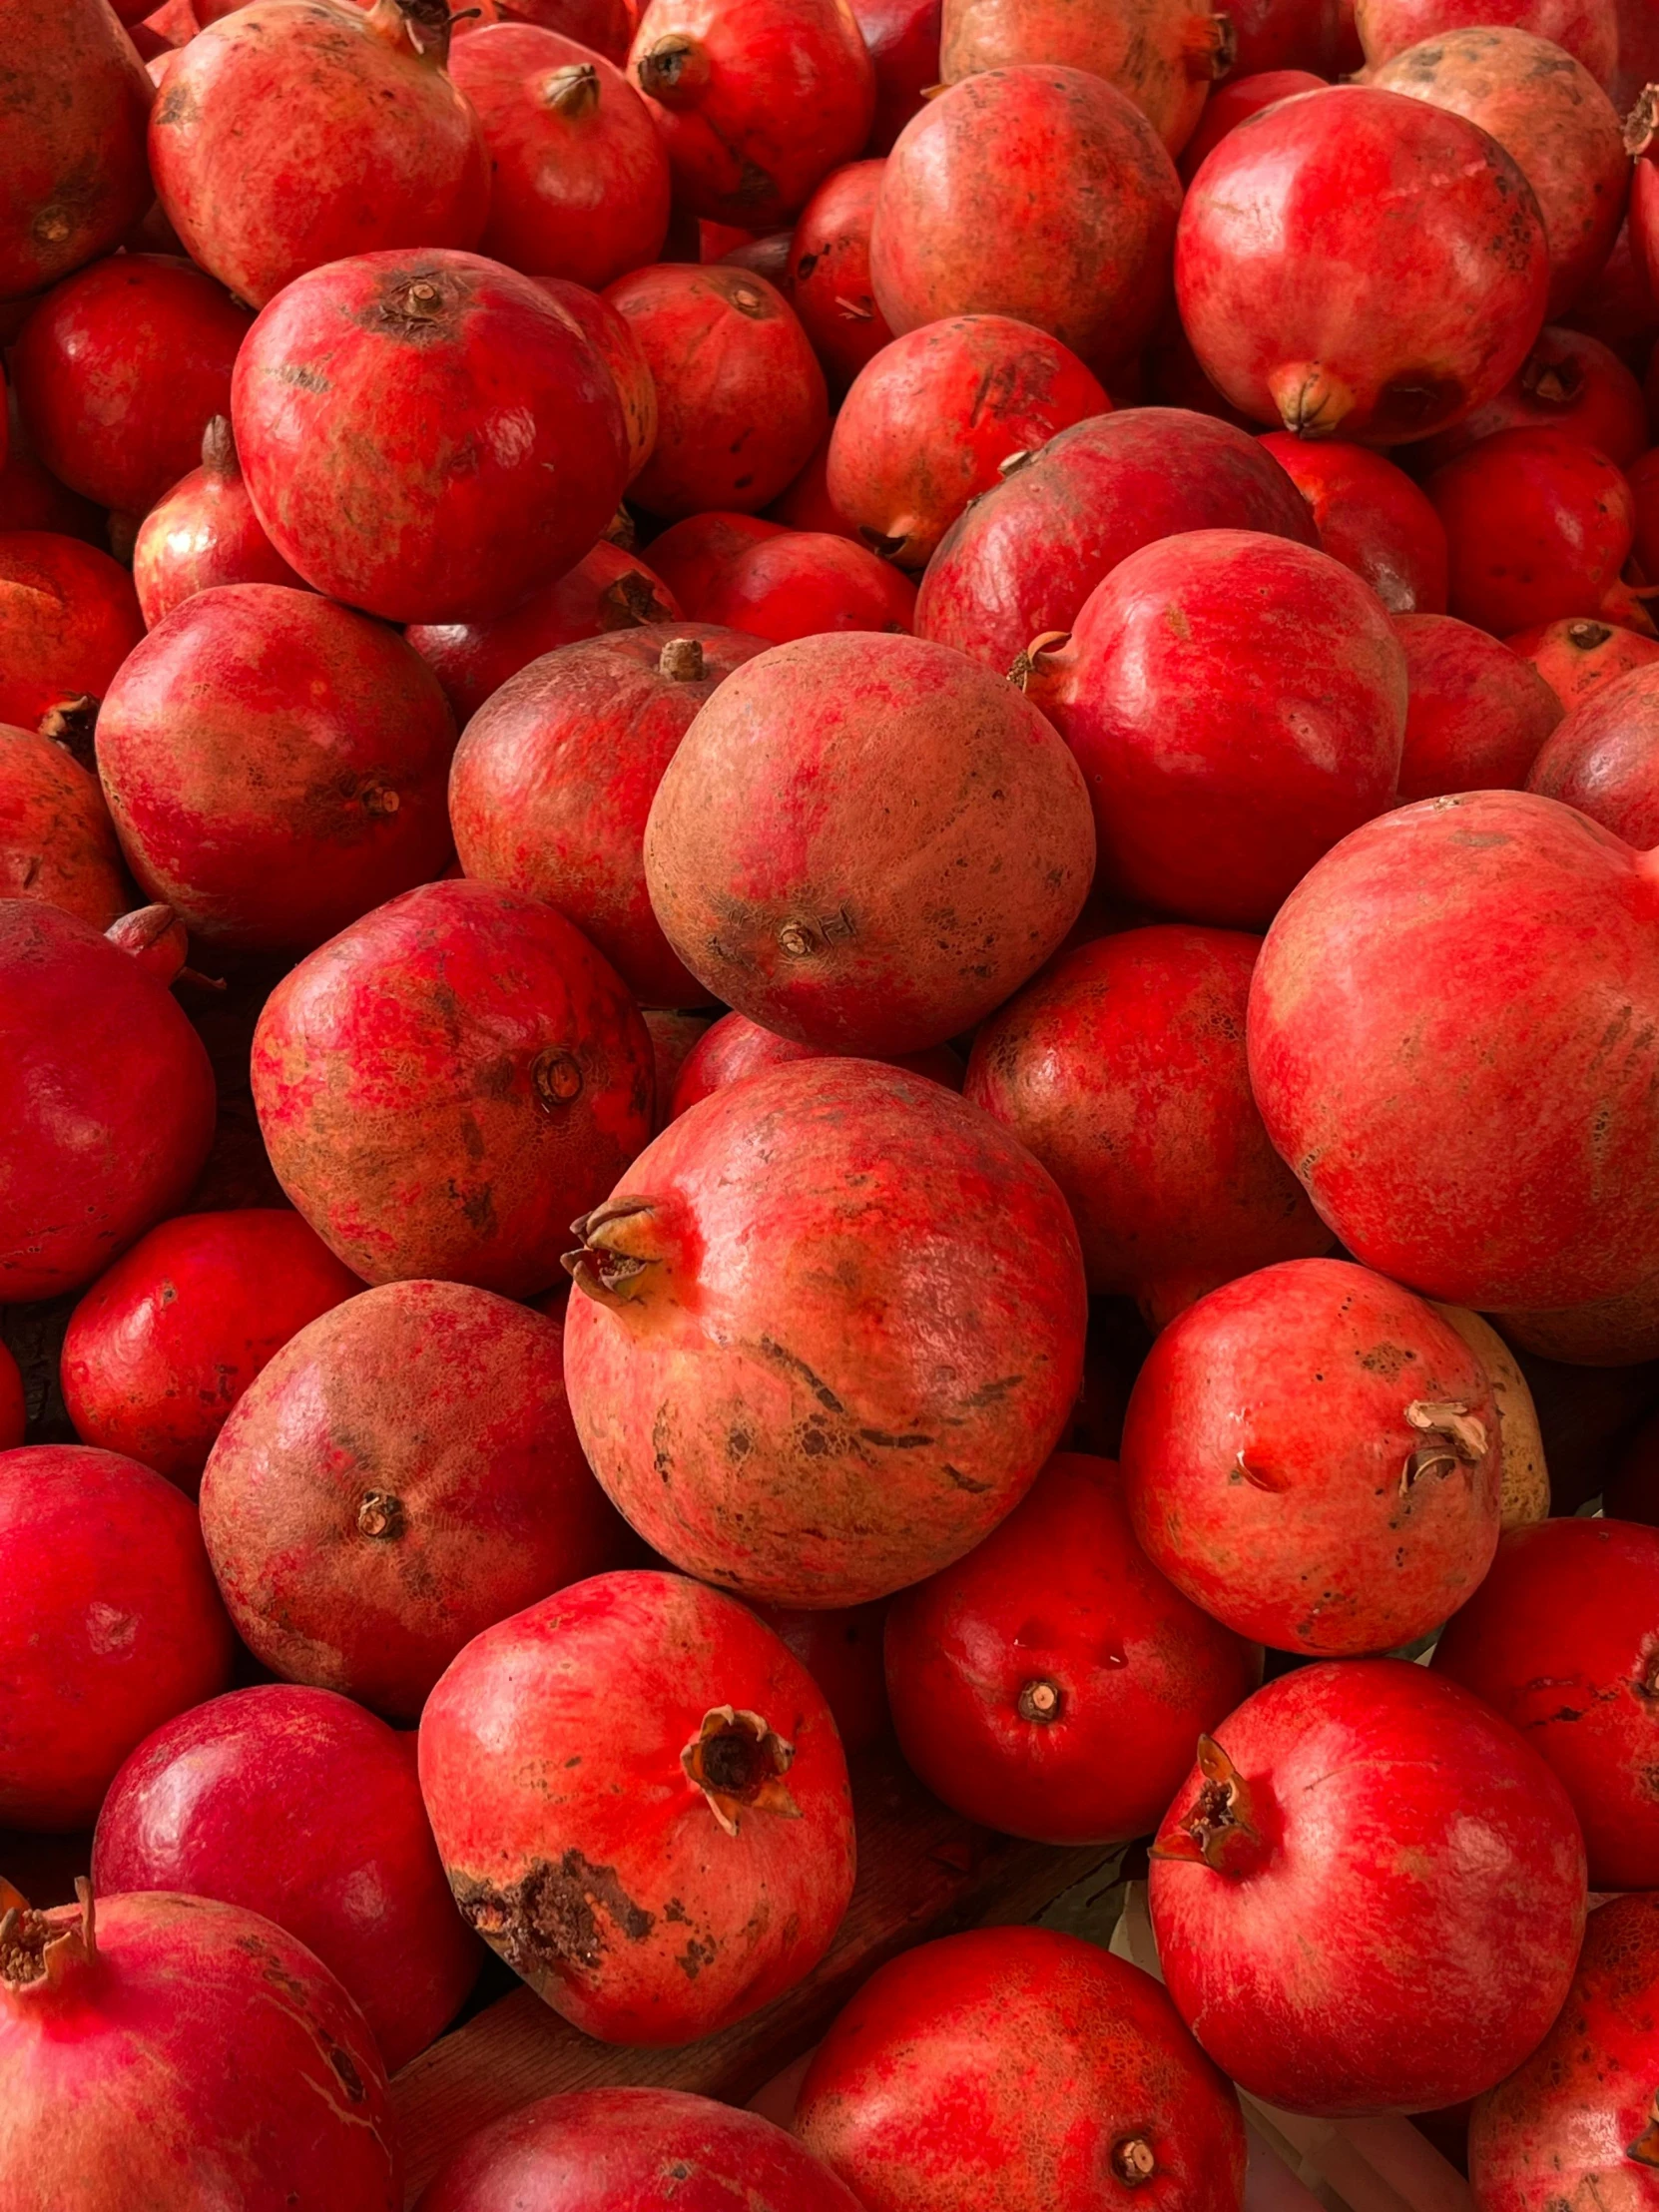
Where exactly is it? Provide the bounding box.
[1526,660,1659,843]
[1178,67,1325,180]
[1148,1659,1586,2115]
[562,1059,1088,1605]
[0,534,143,730]
[531,276,659,480]
[697,530,917,637]
[1509,615,1659,712]
[132,416,306,629]
[418,1569,856,2039]
[1412,324,1649,471]
[1258,433,1448,613]
[789,161,894,392]
[1394,611,1563,796]
[0,716,128,927]
[640,510,787,608]
[1355,0,1618,82]
[671,1010,962,1115]
[852,0,941,152]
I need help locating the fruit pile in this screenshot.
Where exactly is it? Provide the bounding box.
[7,0,1659,2202]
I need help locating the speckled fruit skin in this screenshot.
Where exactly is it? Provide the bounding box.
[870,67,1182,374]
[252,878,653,1293]
[0,1891,400,2211]
[646,632,1095,1051]
[133,416,307,629]
[1,904,216,1305]
[1176,86,1549,443]
[1393,610,1563,797]
[1356,0,1617,81]
[885,1452,1262,1845]
[93,1684,479,2071]
[1511,617,1659,715]
[915,406,1317,673]
[1148,1659,1587,2117]
[669,1010,961,1116]
[1527,663,1659,843]
[0,721,128,927]
[643,512,787,609]
[697,531,917,639]
[1024,529,1405,929]
[60,1209,360,1494]
[0,534,144,731]
[789,161,893,392]
[852,0,940,151]
[149,0,490,308]
[796,1927,1248,2212]
[97,584,459,953]
[1258,433,1448,614]
[750,1599,890,1754]
[531,276,659,481]
[1178,68,1326,181]
[0,1443,235,1828]
[449,624,766,1006]
[964,926,1333,1318]
[418,1569,856,2041]
[562,1059,1088,1605]
[1413,324,1648,472]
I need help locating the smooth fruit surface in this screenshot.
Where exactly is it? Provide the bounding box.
[695,531,917,640]
[670,1010,962,1116]
[0,533,144,732]
[789,160,894,391]
[0,720,128,929]
[1394,611,1563,796]
[1258,432,1447,613]
[133,415,309,628]
[1526,661,1659,845]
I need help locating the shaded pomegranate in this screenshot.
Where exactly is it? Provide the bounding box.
[0,715,128,927]
[604,265,827,516]
[765,437,858,534]
[132,416,307,629]
[1432,1302,1551,1530]
[645,632,1094,1050]
[449,624,765,1005]
[419,1569,856,2039]
[643,1012,712,1130]
[851,0,940,151]
[696,530,917,637]
[562,1059,1088,1604]
[1177,86,1549,443]
[1393,611,1563,797]
[150,0,490,307]
[1356,0,1617,82]
[1412,324,1648,472]
[1566,214,1659,358]
[1224,0,1354,74]
[1526,661,1659,843]
[640,510,787,607]
[475,0,637,57]
[1613,0,1659,110]
[1508,615,1659,712]
[671,1010,962,1116]
[749,1598,890,1754]
[0,1889,399,2208]
[797,1928,1248,2212]
[0,1345,21,1448]
[234,251,627,625]
[0,533,144,730]
[1178,67,1325,180]
[1258,433,1447,614]
[1494,1269,1659,1366]
[451,24,670,289]
[61,1210,360,1493]
[712,228,793,281]
[1632,445,1659,577]
[531,276,659,481]
[870,67,1182,373]
[1149,1659,1586,2115]
[789,161,893,393]
[252,879,653,1292]
[0,1443,234,1827]
[104,899,194,988]
[0,406,106,544]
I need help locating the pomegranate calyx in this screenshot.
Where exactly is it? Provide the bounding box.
[1110,2134,1159,2185]
[36,694,99,772]
[563,1196,664,1306]
[599,570,672,629]
[604,507,638,550]
[201,414,239,479]
[533,1048,584,1109]
[1518,351,1586,409]
[1268,361,1353,440]
[379,271,455,330]
[356,1488,404,1539]
[0,1879,96,1994]
[1182,12,1236,80]
[1154,1734,1263,1875]
[681,1705,801,1837]
[1401,1399,1488,1492]
[544,62,600,117]
[1628,2094,1659,2165]
[1008,630,1071,698]
[858,526,909,562]
[1567,621,1613,650]
[1017,1677,1062,1724]
[637,35,710,105]
[364,0,455,63]
[658,637,707,682]
[1623,87,1658,161]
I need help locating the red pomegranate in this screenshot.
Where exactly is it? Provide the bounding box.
[1567,213,1659,355]
[450,24,671,290]
[562,1059,1088,1604]
[418,1569,856,2039]
[696,530,917,637]
[1634,97,1659,308]
[639,510,787,608]
[1178,68,1325,180]
[1356,0,1617,82]
[1148,1659,1586,2115]
[1,903,216,1305]
[531,276,659,480]
[132,416,307,629]
[0,1889,400,2208]
[604,265,827,516]
[0,534,144,730]
[789,161,894,392]
[93,1685,479,2070]
[1632,444,1659,577]
[851,0,940,151]
[1613,0,1659,108]
[1508,614,1659,712]
[671,1010,962,1115]
[767,437,859,535]
[1224,0,1354,74]
[472,0,637,58]
[870,67,1182,373]
[0,717,128,927]
[629,0,874,228]
[1258,433,1448,614]
[251,878,653,1291]
[104,900,194,989]
[796,1927,1248,2212]
[1526,660,1659,843]
[1176,86,1550,442]
[645,632,1095,1050]
[643,1011,711,1128]
[0,410,106,544]
[1393,611,1563,797]
[149,0,490,307]
[712,228,793,281]
[233,251,627,624]
[0,1345,21,1448]
[749,1598,889,1754]
[61,1209,360,1492]
[449,624,766,1005]
[0,1443,234,1828]
[1412,324,1649,472]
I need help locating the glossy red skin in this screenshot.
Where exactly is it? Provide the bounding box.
[1412,325,1648,473]
[563,1060,1088,1605]
[150,0,489,307]
[1178,68,1325,181]
[234,250,627,625]
[850,0,939,152]
[0,1443,235,1827]
[0,533,144,731]
[1508,614,1659,714]
[870,68,1181,374]
[1,904,216,1305]
[749,1599,889,1754]
[885,1452,1261,1844]
[604,265,828,518]
[0,723,128,927]
[1527,661,1659,845]
[0,1345,22,1447]
[645,632,1095,1051]
[1222,0,1353,72]
[60,1209,360,1493]
[671,1011,962,1116]
[697,530,918,638]
[1151,1659,1587,2116]
[789,161,893,393]
[418,1569,856,2039]
[449,622,766,1005]
[132,419,307,629]
[451,24,670,290]
[1393,610,1563,797]
[531,276,659,480]
[1260,432,1447,614]
[640,510,787,608]
[1177,87,1550,444]
[472,0,637,58]
[1357,0,1617,81]
[252,878,653,1292]
[797,1927,1248,2212]
[628,0,874,228]
[1248,788,1659,1312]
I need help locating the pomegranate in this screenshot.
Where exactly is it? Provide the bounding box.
[671,1010,962,1115]
[851,0,941,152]
[1432,1302,1550,1529]
[149,0,490,307]
[885,1451,1261,1844]
[789,161,894,393]
[0,716,129,927]
[418,1568,856,2039]
[1224,0,1354,75]
[1613,0,1659,110]
[0,1443,235,1828]
[0,407,106,544]
[1566,215,1659,358]
[1394,611,1563,797]
[561,1058,1088,1604]
[696,529,918,637]
[1508,615,1659,711]
[796,1927,1248,2212]
[0,1344,21,1448]
[532,275,659,479]
[132,416,307,629]
[61,1209,360,1493]
[1148,1659,1586,2115]
[449,624,767,1005]
[233,250,628,624]
[1260,433,1448,614]
[765,440,858,534]
[1176,86,1550,443]
[644,632,1095,1050]
[869,67,1182,373]
[1356,0,1618,83]
[1633,445,1659,577]
[251,878,653,1291]
[93,1685,478,2070]
[105,900,194,989]
[628,0,874,228]
[0,1889,399,2208]
[450,24,671,290]
[0,534,144,731]
[1526,660,1659,843]
[479,0,637,58]
[1412,325,1649,472]
[750,1599,889,1754]
[641,510,787,607]
[713,229,793,281]
[604,265,827,516]
[1178,68,1326,181]
[643,1011,711,1129]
